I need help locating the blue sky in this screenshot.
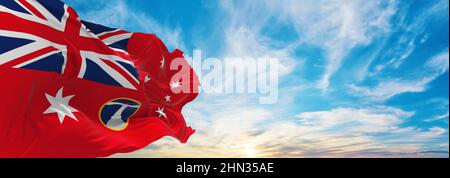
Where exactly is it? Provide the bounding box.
[65,0,449,157]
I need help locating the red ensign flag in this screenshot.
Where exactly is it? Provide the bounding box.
[0,0,199,157]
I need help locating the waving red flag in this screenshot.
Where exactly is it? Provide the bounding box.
[0,0,199,157]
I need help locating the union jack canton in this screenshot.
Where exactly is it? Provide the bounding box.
[0,0,139,90]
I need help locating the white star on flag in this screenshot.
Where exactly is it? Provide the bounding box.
[43,87,78,124]
[165,95,171,102]
[155,107,167,118]
[160,56,165,69]
[144,74,151,83]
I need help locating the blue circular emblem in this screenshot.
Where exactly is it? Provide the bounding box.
[99,98,141,131]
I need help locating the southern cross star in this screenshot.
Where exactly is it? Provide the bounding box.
[43,87,78,124]
[165,95,171,102]
[160,56,165,69]
[155,107,167,118]
[144,74,151,83]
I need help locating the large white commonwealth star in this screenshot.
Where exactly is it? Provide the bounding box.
[43,87,78,124]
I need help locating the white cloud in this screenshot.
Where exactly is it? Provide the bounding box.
[112,104,448,158]
[426,111,450,122]
[296,107,413,133]
[219,3,299,78]
[383,126,448,144]
[348,78,433,101]
[349,51,449,101]
[214,0,398,93]
[374,0,449,72]
[390,40,416,69]
[263,0,397,91]
[426,51,450,74]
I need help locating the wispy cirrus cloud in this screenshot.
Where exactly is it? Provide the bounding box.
[375,0,449,72]
[273,0,396,91]
[426,112,450,122]
[349,51,449,101]
[218,0,398,92]
[217,1,300,78]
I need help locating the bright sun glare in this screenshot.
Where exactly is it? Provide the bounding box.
[243,145,258,157]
